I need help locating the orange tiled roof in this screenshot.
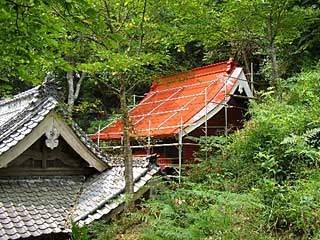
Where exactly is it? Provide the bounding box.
[93,59,239,140]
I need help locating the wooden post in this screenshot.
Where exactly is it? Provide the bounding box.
[250,62,254,95]
[97,124,101,147]
[205,88,208,138]
[204,88,208,161]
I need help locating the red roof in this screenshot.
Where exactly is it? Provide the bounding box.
[93,59,239,140]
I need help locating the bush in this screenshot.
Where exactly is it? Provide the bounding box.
[88,66,320,239]
[139,184,269,240]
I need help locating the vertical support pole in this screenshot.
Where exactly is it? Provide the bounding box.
[204,88,208,161]
[204,88,208,138]
[224,77,228,136]
[178,117,183,184]
[147,120,151,155]
[97,124,101,147]
[133,95,136,106]
[250,62,254,95]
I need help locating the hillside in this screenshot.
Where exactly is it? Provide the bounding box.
[85,66,320,239]
[1,1,320,239]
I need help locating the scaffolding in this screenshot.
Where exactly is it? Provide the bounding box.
[92,73,255,183]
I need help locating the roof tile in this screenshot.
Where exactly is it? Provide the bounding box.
[0,83,159,239]
[0,176,83,240]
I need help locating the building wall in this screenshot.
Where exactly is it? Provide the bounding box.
[132,96,249,170]
[0,136,97,176]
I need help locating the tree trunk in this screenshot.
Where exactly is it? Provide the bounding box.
[67,71,75,114]
[242,49,250,75]
[266,17,280,97]
[120,78,134,194]
[270,41,280,96]
[67,71,85,114]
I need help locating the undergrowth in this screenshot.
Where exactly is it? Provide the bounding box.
[87,66,320,239]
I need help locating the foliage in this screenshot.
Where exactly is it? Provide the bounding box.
[70,222,89,240]
[139,184,268,240]
[1,0,319,111]
[198,66,320,237]
[256,170,320,236]
[89,65,320,239]
[188,135,227,158]
[89,213,145,240]
[1,1,320,237]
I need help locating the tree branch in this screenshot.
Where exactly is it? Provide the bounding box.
[103,0,115,33]
[74,72,86,100]
[92,75,121,95]
[67,71,75,112]
[273,1,289,39]
[116,4,130,32]
[137,0,147,55]
[6,0,20,33]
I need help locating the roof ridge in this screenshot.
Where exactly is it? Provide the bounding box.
[189,59,230,72]
[0,96,57,142]
[0,86,40,106]
[151,59,235,87]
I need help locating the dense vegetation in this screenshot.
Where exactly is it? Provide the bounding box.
[1,0,320,239]
[86,65,320,239]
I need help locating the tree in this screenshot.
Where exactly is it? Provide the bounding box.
[0,0,62,95]
[202,0,319,96]
[50,0,173,193]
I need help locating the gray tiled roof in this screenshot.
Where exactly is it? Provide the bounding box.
[72,123,110,165]
[0,176,84,240]
[0,160,159,240]
[0,86,39,126]
[0,80,109,165]
[74,156,159,226]
[109,155,151,167]
[0,81,160,239]
[0,96,57,156]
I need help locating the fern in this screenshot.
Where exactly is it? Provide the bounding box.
[305,127,320,149]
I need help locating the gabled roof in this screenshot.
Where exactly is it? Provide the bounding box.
[0,80,159,239]
[0,79,109,171]
[92,59,253,140]
[73,155,159,226]
[0,156,159,240]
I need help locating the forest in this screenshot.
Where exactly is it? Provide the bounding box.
[1,0,320,239]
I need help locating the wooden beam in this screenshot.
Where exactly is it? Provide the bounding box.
[228,94,258,100]
[0,167,96,176]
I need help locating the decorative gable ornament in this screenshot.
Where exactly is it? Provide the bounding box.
[45,126,60,149]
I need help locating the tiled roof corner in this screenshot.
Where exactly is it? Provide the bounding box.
[0,157,159,239]
[72,157,159,225]
[38,73,64,103]
[0,81,110,166]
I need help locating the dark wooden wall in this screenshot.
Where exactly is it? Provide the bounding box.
[0,136,97,176]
